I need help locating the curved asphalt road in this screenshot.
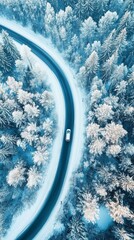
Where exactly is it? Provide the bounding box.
[0,25,75,240]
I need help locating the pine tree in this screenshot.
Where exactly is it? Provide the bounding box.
[75,0,86,20]
[2,30,21,63]
[80,16,97,45]
[99,11,118,37]
[101,30,116,61]
[67,217,88,240]
[85,51,99,75]
[0,44,12,73]
[102,50,118,80]
[115,28,127,56]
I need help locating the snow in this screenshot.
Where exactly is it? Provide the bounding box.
[97,206,113,230]
[0,18,85,240]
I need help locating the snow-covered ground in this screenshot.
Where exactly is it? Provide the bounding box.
[0,18,85,240]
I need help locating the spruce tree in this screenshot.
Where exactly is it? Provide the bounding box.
[2,30,21,64]
[0,44,12,73]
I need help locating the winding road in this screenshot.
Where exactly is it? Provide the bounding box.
[0,25,75,240]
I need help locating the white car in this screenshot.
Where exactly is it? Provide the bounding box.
[65,129,71,142]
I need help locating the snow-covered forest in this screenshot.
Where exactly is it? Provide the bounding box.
[0,0,134,239]
[0,30,56,237]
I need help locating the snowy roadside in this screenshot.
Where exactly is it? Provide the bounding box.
[0,18,85,240]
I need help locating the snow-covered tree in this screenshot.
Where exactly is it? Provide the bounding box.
[90,89,102,104]
[86,123,100,139]
[0,43,12,73]
[40,90,54,110]
[95,103,114,122]
[107,144,121,157]
[16,139,26,151]
[27,167,42,189]
[26,123,37,133]
[101,29,116,60]
[56,6,74,44]
[110,63,128,87]
[115,80,127,96]
[104,122,127,144]
[17,89,33,104]
[98,166,113,184]
[119,174,134,193]
[24,104,40,118]
[115,28,127,55]
[33,150,45,166]
[7,76,22,92]
[85,51,99,75]
[80,17,97,44]
[99,11,118,36]
[0,100,12,126]
[43,118,53,134]
[0,145,15,162]
[2,30,20,63]
[7,163,25,187]
[106,200,132,224]
[21,130,38,146]
[0,134,17,146]
[78,51,99,87]
[83,193,100,223]
[118,11,131,31]
[67,217,88,240]
[90,139,105,156]
[102,50,118,80]
[113,227,134,240]
[44,3,56,37]
[12,110,24,127]
[95,185,107,198]
[75,0,87,20]
[19,44,33,69]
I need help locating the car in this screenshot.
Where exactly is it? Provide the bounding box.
[65,129,71,142]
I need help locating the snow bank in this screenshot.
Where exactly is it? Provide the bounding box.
[0,18,85,240]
